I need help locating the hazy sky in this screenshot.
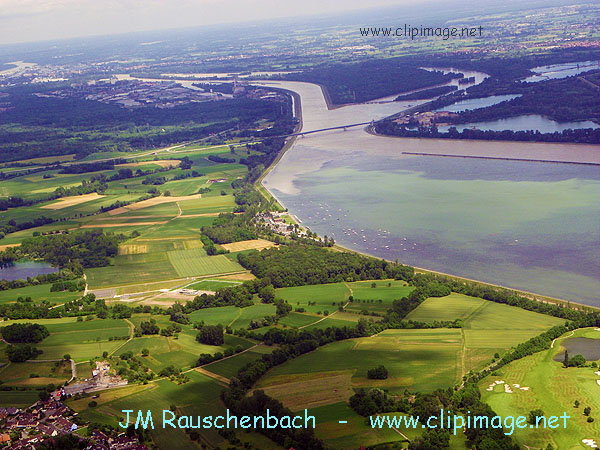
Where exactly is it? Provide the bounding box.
[0,0,408,45]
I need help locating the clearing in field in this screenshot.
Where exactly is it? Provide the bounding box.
[40,192,104,210]
[108,193,203,215]
[167,249,244,277]
[221,239,277,252]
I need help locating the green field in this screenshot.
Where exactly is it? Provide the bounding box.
[1,318,127,362]
[275,280,414,316]
[86,255,179,288]
[228,303,278,329]
[259,331,462,394]
[480,328,600,449]
[205,346,273,379]
[0,283,82,305]
[259,293,564,408]
[309,402,419,449]
[278,312,321,328]
[0,360,71,386]
[115,315,254,372]
[167,249,244,277]
[189,306,241,326]
[276,282,351,314]
[185,279,242,291]
[0,390,40,408]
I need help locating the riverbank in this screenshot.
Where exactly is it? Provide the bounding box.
[333,243,599,313]
[256,82,600,313]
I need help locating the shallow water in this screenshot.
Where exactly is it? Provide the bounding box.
[434,94,521,113]
[554,337,600,361]
[0,261,57,281]
[262,80,600,306]
[524,60,599,83]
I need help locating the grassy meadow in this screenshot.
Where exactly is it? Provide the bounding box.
[480,327,600,449]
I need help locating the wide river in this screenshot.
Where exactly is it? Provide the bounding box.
[260,80,600,306]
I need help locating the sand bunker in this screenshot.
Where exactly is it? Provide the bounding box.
[583,439,598,448]
[40,193,104,210]
[486,380,529,393]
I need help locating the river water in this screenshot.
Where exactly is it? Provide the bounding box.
[260,80,600,306]
[438,114,600,133]
[524,60,599,83]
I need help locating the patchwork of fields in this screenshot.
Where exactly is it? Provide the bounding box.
[1,146,595,450]
[258,293,564,408]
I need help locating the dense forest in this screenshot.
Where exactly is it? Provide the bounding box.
[375,120,600,144]
[280,61,459,104]
[2,230,125,271]
[0,85,289,162]
[452,75,600,124]
[0,323,50,343]
[238,244,414,287]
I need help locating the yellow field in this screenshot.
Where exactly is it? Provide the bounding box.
[221,239,277,252]
[40,193,104,210]
[118,244,149,255]
[0,243,20,251]
[116,159,181,168]
[108,194,203,215]
[214,272,256,281]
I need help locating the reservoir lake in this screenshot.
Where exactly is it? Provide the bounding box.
[260,80,600,307]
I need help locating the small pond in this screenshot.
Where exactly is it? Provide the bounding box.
[0,261,57,281]
[554,337,600,362]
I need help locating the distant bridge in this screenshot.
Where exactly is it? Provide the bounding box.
[285,121,373,137]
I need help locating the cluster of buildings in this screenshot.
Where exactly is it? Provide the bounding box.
[0,398,147,450]
[35,78,226,109]
[62,361,127,397]
[0,61,79,87]
[393,110,458,128]
[255,212,308,238]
